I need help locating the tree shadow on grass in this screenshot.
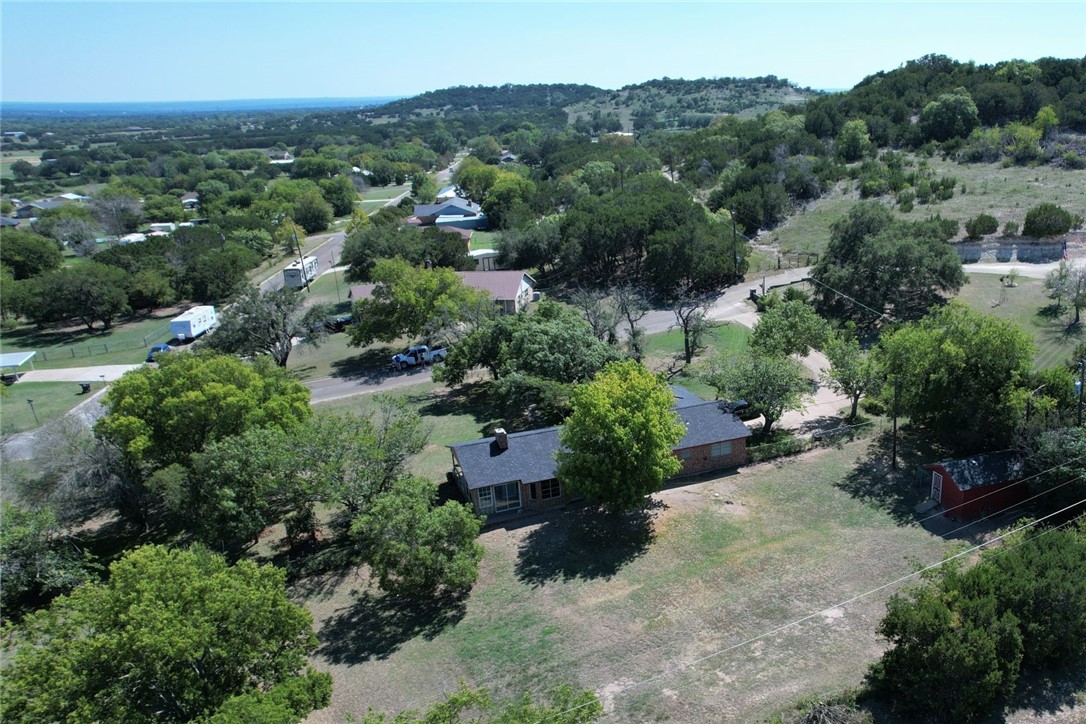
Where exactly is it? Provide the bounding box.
[316,589,468,665]
[998,658,1086,721]
[416,382,503,436]
[515,501,662,588]
[328,345,400,382]
[834,426,950,526]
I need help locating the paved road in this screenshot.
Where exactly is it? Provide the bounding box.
[964,261,1061,279]
[17,364,141,383]
[258,158,463,294]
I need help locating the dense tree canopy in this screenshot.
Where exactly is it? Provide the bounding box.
[205,285,330,367]
[349,258,493,346]
[556,361,683,512]
[1,544,329,723]
[877,301,1034,450]
[812,202,966,324]
[0,230,63,280]
[341,223,474,282]
[95,353,311,471]
[703,352,809,435]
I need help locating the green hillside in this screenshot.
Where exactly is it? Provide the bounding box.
[565,76,816,131]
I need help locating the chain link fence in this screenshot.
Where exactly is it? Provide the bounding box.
[29,326,173,362]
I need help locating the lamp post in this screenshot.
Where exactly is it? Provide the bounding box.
[26,399,40,426]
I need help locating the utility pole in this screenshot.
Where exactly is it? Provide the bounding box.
[293,230,310,293]
[891,377,900,471]
[730,211,739,277]
[331,248,342,303]
[1078,359,1085,427]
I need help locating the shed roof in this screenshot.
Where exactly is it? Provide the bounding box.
[449,401,750,490]
[0,351,36,370]
[931,451,1023,491]
[456,271,533,301]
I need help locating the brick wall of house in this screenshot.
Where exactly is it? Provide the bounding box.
[675,439,748,476]
[522,479,568,511]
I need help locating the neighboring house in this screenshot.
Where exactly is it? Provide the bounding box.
[180,192,199,210]
[265,149,294,161]
[469,248,500,271]
[52,192,90,203]
[413,197,487,229]
[448,387,752,518]
[499,151,518,164]
[14,200,62,219]
[435,185,459,201]
[348,270,535,315]
[457,270,534,314]
[148,222,177,233]
[120,232,148,245]
[923,450,1026,521]
[0,217,21,228]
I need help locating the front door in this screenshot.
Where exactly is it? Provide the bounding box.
[931,471,943,502]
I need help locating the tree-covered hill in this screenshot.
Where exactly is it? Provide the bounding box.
[365,83,604,117]
[565,75,816,132]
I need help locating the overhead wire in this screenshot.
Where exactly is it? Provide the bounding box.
[537,493,1086,722]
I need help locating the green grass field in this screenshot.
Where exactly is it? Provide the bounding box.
[1,313,176,370]
[301,433,954,722]
[297,271,352,313]
[361,184,411,202]
[956,271,1083,370]
[0,381,95,434]
[469,230,499,251]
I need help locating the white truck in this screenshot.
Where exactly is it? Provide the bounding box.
[170,305,218,341]
[283,256,319,289]
[392,345,447,370]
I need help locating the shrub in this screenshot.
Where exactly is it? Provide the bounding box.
[896,189,915,213]
[964,214,999,239]
[1062,151,1085,170]
[860,396,886,416]
[1003,220,1019,237]
[1024,203,1074,237]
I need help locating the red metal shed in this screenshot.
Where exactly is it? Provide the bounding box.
[923,451,1026,521]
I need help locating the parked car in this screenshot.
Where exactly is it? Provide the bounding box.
[146,343,172,363]
[725,399,758,420]
[324,314,353,334]
[391,345,447,370]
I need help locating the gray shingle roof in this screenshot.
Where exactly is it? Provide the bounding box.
[413,197,481,218]
[935,451,1023,491]
[450,427,561,491]
[670,384,704,408]
[449,400,750,490]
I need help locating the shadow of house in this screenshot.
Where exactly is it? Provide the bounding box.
[316,590,468,664]
[515,502,661,587]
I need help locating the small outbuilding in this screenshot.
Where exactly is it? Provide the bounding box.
[0,351,37,380]
[923,450,1026,521]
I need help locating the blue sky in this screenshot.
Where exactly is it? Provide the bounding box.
[2,1,1084,102]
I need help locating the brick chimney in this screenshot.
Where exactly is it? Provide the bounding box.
[494,428,509,450]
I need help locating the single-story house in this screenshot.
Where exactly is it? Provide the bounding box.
[14,200,62,219]
[499,151,518,164]
[448,388,752,517]
[413,197,487,229]
[0,217,21,228]
[120,232,147,245]
[349,270,535,315]
[923,451,1026,521]
[436,185,459,201]
[457,270,534,314]
[180,192,199,210]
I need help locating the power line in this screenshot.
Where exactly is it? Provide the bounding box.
[537,492,1086,723]
[805,275,894,323]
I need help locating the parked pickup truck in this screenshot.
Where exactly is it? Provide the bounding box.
[392,345,447,370]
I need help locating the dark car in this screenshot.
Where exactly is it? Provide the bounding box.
[725,399,758,420]
[324,314,353,334]
[146,343,171,363]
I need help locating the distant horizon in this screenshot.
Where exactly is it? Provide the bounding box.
[3,2,1082,105]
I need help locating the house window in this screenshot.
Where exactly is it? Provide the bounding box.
[492,482,521,512]
[710,441,733,458]
[528,483,538,500]
[539,479,561,500]
[678,449,693,459]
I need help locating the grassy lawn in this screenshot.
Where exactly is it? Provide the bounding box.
[956,271,1084,369]
[298,271,352,313]
[641,323,750,398]
[0,312,177,370]
[300,434,954,722]
[286,334,401,382]
[0,381,93,434]
[764,185,856,258]
[361,184,411,202]
[469,230,499,251]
